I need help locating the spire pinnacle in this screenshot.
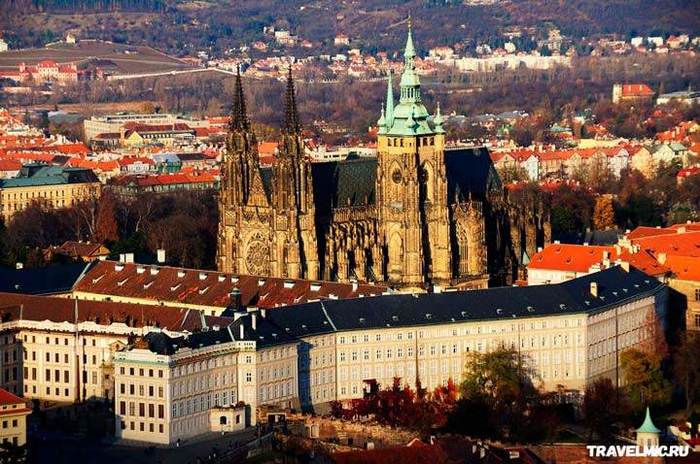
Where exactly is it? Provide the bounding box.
[385,70,394,128]
[377,102,386,134]
[434,101,444,133]
[229,65,250,132]
[284,66,300,134]
[404,16,416,60]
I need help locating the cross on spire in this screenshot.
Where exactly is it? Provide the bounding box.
[284,67,301,134]
[229,66,250,132]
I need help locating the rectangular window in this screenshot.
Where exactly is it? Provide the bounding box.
[120,401,126,415]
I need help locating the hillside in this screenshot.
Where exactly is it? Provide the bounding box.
[1,0,698,56]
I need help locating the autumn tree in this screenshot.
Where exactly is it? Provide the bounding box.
[583,377,630,442]
[95,192,119,243]
[592,195,616,230]
[620,348,672,412]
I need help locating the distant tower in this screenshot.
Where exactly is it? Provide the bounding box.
[636,407,661,450]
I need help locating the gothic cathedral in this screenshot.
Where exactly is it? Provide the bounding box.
[217,24,550,289]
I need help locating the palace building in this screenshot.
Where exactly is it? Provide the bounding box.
[217,24,550,289]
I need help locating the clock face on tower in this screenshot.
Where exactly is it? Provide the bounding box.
[391,168,403,184]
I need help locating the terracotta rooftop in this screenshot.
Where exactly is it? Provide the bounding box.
[0,291,200,331]
[528,244,619,273]
[73,260,388,310]
[0,388,25,406]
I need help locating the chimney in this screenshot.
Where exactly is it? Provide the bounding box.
[125,253,134,263]
[239,324,244,340]
[15,262,23,270]
[251,313,257,331]
[228,289,241,311]
[119,253,126,262]
[157,249,166,263]
[658,252,667,264]
[590,282,598,297]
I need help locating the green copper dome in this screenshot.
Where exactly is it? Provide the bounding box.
[383,18,438,137]
[636,407,661,434]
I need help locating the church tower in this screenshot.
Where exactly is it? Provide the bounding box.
[270,69,320,279]
[376,20,451,286]
[217,68,272,275]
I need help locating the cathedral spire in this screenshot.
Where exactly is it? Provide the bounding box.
[404,16,416,62]
[284,67,301,134]
[229,66,249,132]
[385,70,394,129]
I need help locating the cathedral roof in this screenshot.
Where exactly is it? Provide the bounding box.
[444,147,502,200]
[259,146,499,211]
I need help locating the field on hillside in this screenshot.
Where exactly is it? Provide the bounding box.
[0,40,190,74]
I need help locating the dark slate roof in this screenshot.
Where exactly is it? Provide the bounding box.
[258,147,498,213]
[444,147,501,200]
[263,265,663,334]
[311,158,376,213]
[0,263,89,294]
[133,265,664,354]
[583,229,623,246]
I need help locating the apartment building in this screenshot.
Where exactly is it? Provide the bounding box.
[0,165,100,222]
[0,388,30,447]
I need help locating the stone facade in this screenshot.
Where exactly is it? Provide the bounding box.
[217,26,548,288]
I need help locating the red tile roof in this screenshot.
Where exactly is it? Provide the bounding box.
[74,261,388,310]
[0,291,198,330]
[0,388,25,406]
[620,84,655,98]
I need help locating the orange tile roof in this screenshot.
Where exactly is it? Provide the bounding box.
[664,255,700,281]
[620,84,655,97]
[529,244,617,273]
[632,230,700,258]
[626,226,677,240]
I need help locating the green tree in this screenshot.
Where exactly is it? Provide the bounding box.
[460,346,540,439]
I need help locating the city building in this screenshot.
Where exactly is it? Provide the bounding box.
[612,84,655,104]
[0,291,209,403]
[0,263,668,445]
[45,241,111,262]
[657,88,700,106]
[527,223,700,333]
[217,25,549,289]
[0,165,100,222]
[0,388,30,447]
[83,113,210,144]
[111,264,667,433]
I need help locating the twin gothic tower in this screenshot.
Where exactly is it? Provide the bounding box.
[217,24,549,288]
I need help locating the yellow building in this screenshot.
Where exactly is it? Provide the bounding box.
[0,165,101,223]
[0,388,30,447]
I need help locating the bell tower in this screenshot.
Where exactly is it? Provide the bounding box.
[376,19,451,287]
[270,69,319,279]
